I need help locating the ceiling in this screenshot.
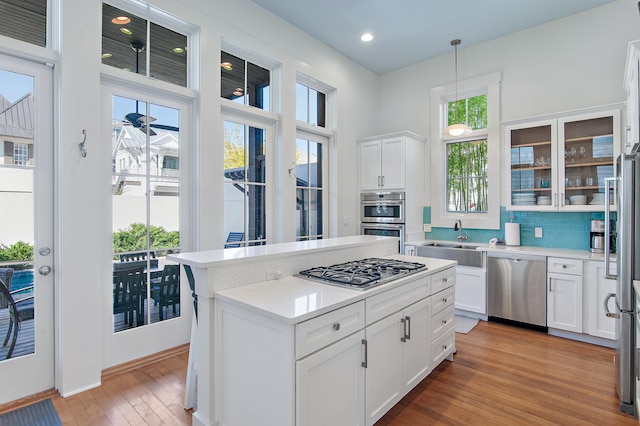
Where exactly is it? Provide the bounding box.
[251,0,619,74]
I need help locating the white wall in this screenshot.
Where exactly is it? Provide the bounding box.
[376,0,640,207]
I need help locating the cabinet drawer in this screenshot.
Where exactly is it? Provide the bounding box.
[431,267,456,294]
[431,304,455,341]
[431,328,456,368]
[431,286,455,316]
[431,327,455,367]
[296,301,365,359]
[366,277,428,325]
[548,257,583,275]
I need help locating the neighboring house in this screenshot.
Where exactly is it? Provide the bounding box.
[0,93,34,245]
[111,120,180,197]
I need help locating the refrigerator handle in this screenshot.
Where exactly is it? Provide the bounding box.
[604,177,617,280]
[604,292,620,319]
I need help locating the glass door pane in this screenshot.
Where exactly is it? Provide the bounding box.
[509,125,553,208]
[562,116,614,207]
[112,96,181,332]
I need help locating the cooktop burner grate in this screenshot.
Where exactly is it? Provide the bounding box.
[298,257,427,290]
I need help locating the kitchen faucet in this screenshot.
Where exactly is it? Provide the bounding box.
[454,219,469,242]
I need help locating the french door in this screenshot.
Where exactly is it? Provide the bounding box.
[0,54,54,403]
[102,82,192,367]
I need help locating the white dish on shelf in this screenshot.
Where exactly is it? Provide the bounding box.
[536,201,552,205]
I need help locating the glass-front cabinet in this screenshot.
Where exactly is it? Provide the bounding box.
[505,108,620,211]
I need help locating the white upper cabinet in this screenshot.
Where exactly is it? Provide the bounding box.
[505,108,621,212]
[358,132,424,192]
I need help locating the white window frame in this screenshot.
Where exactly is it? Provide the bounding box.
[429,71,501,230]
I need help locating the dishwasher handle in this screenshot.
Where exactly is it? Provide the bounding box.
[604,293,619,319]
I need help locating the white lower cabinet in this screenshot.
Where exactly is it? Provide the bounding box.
[364,297,431,426]
[297,331,366,426]
[218,267,456,426]
[547,257,583,333]
[585,260,616,340]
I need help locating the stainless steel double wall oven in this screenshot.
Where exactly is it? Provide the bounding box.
[360,192,405,253]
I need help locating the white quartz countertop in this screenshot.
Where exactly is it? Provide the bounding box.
[406,239,615,261]
[168,235,396,268]
[215,255,457,324]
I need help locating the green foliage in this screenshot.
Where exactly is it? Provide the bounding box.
[0,241,34,270]
[447,94,487,130]
[447,140,488,213]
[113,223,179,255]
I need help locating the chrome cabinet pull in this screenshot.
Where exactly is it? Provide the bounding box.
[442,319,448,325]
[405,316,411,340]
[442,297,448,303]
[549,277,553,292]
[400,317,407,342]
[443,277,448,283]
[333,323,340,331]
[362,339,368,368]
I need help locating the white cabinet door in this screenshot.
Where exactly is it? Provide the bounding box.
[359,140,383,191]
[402,298,431,390]
[365,312,404,426]
[380,136,405,190]
[586,261,616,340]
[454,265,487,314]
[548,272,583,333]
[297,330,365,426]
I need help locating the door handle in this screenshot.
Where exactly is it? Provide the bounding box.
[604,293,619,319]
[39,265,52,276]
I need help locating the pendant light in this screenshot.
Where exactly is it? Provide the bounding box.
[443,39,472,137]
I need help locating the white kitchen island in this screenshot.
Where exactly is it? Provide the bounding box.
[169,236,456,426]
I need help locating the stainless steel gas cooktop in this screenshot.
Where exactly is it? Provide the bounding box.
[297,257,427,290]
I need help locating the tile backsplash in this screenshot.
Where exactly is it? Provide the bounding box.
[423,206,615,250]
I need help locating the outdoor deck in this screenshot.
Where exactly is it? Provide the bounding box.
[0,298,181,361]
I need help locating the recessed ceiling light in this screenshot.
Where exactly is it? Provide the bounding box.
[120,28,132,35]
[102,53,112,59]
[220,61,232,71]
[173,47,185,54]
[361,33,373,42]
[111,16,131,25]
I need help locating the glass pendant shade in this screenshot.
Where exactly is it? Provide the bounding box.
[443,39,471,137]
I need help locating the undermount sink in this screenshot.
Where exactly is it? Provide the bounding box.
[416,242,483,267]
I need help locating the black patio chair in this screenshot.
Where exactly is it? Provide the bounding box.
[0,276,34,359]
[113,265,145,328]
[0,268,14,309]
[151,264,180,321]
[224,232,244,248]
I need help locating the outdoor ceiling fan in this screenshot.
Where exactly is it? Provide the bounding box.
[122,40,179,135]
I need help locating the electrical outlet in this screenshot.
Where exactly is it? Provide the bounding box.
[535,227,543,238]
[423,224,432,232]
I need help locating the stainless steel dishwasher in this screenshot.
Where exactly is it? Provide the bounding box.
[488,252,547,329]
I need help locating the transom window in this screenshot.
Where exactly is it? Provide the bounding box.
[220,51,270,111]
[296,83,326,127]
[0,0,47,47]
[446,94,487,130]
[101,3,188,87]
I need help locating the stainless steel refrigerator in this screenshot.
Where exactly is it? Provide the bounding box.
[605,151,640,416]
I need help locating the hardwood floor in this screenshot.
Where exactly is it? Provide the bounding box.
[5,320,636,425]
